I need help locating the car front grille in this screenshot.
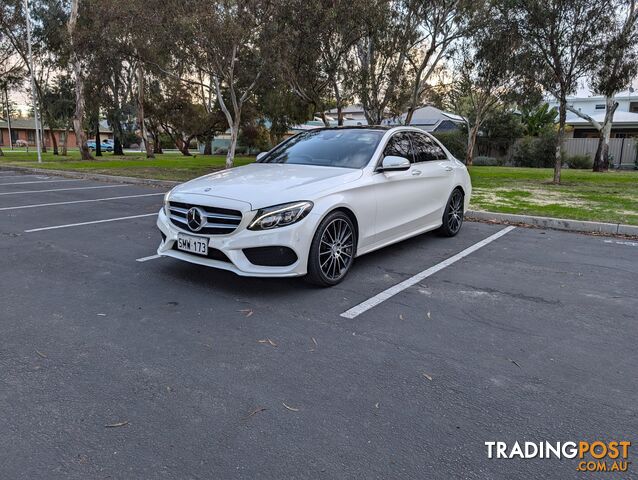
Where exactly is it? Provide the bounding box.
[168,201,242,235]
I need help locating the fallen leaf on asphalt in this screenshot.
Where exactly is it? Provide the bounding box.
[422,373,433,381]
[247,407,267,418]
[426,311,431,319]
[258,339,277,347]
[399,314,404,320]
[96,313,106,317]
[375,402,379,409]
[35,350,47,359]
[105,421,129,428]
[238,309,254,317]
[282,402,299,412]
[508,358,521,368]
[312,337,318,347]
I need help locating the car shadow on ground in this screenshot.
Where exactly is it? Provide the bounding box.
[154,229,454,297]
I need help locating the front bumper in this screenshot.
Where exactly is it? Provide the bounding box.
[156,208,315,277]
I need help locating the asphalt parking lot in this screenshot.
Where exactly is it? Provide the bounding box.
[1,170,636,479]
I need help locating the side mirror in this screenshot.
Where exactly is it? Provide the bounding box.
[380,155,411,172]
[256,152,268,161]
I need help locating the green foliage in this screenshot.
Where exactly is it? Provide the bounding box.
[510,131,558,168]
[472,156,501,166]
[565,154,593,169]
[239,124,272,153]
[520,103,558,136]
[432,130,467,159]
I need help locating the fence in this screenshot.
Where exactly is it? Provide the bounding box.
[562,138,638,168]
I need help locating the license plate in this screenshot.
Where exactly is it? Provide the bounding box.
[177,234,208,256]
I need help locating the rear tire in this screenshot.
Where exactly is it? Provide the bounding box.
[305,211,356,287]
[437,188,464,237]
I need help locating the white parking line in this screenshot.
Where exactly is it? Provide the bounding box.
[340,226,517,319]
[0,185,128,196]
[136,254,162,262]
[0,192,164,211]
[0,179,81,186]
[604,239,638,247]
[0,174,48,179]
[25,213,157,233]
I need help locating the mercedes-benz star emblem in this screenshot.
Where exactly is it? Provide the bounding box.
[187,207,205,231]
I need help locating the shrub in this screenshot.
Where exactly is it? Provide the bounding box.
[510,131,558,168]
[472,156,500,166]
[565,154,593,169]
[432,130,467,159]
[214,148,228,155]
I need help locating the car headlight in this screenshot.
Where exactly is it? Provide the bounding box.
[163,190,172,215]
[248,201,313,230]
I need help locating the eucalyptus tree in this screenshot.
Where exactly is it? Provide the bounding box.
[498,0,613,183]
[445,31,521,165]
[564,0,638,171]
[403,0,476,125]
[353,0,420,124]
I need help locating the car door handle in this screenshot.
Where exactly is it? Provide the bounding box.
[444,166,453,171]
[411,170,422,176]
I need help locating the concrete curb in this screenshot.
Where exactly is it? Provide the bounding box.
[467,210,638,236]
[2,165,636,237]
[0,165,180,189]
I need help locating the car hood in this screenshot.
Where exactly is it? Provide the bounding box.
[170,163,363,210]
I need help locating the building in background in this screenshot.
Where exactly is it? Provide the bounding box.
[548,89,638,138]
[0,118,113,148]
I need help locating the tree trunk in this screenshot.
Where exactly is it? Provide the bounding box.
[72,60,92,160]
[466,124,479,166]
[593,97,618,172]
[68,0,92,161]
[226,123,239,169]
[95,117,102,156]
[3,86,13,149]
[203,137,212,155]
[554,97,566,184]
[137,65,154,158]
[319,111,331,127]
[50,129,58,155]
[62,124,69,156]
[114,135,123,155]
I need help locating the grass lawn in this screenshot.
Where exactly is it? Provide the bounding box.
[0,149,253,182]
[1,149,637,225]
[469,166,638,225]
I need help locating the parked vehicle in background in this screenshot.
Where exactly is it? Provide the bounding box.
[157,127,472,286]
[87,139,113,152]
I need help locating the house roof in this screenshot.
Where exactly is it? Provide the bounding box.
[566,111,638,126]
[383,106,465,132]
[0,118,113,133]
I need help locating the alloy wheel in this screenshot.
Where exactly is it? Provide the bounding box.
[447,190,463,234]
[318,218,354,281]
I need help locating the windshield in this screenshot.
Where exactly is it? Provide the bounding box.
[258,129,385,169]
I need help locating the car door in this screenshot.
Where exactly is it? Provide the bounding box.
[408,131,456,226]
[371,131,427,244]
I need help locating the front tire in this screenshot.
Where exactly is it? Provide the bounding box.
[306,211,356,287]
[438,189,464,237]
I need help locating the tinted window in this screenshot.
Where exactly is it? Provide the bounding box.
[383,132,414,163]
[259,129,385,169]
[409,132,447,162]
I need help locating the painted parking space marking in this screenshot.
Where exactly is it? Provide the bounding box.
[340,226,517,319]
[0,179,82,186]
[25,213,157,233]
[0,174,50,179]
[136,254,163,262]
[0,192,164,211]
[0,184,129,196]
[604,239,638,247]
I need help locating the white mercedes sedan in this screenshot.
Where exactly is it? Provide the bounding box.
[156,127,471,286]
